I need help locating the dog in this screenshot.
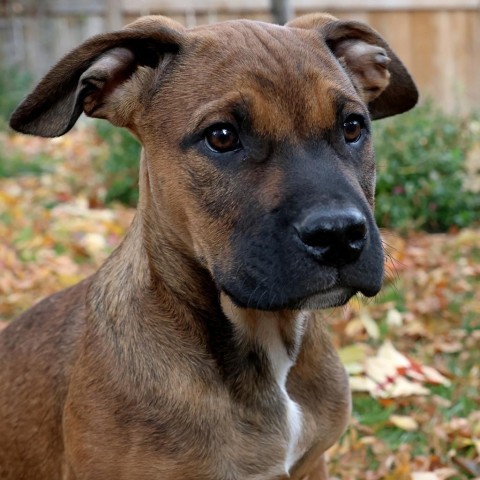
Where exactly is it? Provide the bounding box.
[0,13,417,480]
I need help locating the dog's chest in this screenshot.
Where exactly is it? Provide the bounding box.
[63,311,326,480]
[255,315,305,474]
[224,312,308,478]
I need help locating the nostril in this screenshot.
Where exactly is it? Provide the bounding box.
[346,221,367,247]
[299,222,336,250]
[295,208,368,266]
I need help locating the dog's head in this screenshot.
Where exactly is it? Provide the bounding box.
[10,14,417,311]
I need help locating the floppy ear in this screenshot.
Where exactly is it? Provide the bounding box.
[9,16,184,137]
[287,13,418,119]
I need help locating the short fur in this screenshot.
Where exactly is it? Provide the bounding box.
[1,14,417,480]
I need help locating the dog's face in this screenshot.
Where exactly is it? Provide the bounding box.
[144,21,385,311]
[10,15,418,311]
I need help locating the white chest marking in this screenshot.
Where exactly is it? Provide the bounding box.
[255,312,307,474]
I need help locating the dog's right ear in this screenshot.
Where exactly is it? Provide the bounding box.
[9,16,184,137]
[287,13,418,120]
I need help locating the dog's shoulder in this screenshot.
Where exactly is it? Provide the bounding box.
[0,278,90,363]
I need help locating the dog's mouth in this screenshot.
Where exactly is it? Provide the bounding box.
[290,285,357,310]
[222,281,357,312]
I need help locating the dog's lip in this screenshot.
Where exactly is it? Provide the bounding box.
[296,285,356,310]
[359,285,381,298]
[222,282,357,311]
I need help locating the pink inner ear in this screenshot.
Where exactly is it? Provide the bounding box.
[333,40,391,104]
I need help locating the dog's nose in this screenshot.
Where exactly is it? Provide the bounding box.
[295,207,368,266]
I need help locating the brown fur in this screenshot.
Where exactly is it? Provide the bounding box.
[1,14,417,480]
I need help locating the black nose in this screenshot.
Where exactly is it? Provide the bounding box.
[295,207,368,266]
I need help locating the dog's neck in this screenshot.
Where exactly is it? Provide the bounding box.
[221,295,309,386]
[220,298,308,472]
[91,211,310,397]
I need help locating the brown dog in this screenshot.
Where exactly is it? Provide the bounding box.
[0,13,417,480]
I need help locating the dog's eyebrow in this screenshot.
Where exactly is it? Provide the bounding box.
[185,94,250,134]
[335,94,370,117]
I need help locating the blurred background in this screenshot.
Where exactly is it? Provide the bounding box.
[0,1,479,480]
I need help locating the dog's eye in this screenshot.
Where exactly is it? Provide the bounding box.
[343,115,364,143]
[204,124,241,153]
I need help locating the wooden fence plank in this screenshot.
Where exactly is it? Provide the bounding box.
[122,0,480,13]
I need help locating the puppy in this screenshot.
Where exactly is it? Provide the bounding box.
[0,13,417,480]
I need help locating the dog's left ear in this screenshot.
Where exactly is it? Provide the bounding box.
[9,16,184,137]
[287,14,418,119]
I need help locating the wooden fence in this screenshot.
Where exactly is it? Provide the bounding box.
[1,0,480,112]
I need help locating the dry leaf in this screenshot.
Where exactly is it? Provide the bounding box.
[389,414,419,431]
[412,473,438,480]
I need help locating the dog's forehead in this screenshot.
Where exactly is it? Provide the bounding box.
[166,20,359,138]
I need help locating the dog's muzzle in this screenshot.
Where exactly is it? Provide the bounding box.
[216,200,384,311]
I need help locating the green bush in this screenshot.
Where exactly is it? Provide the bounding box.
[0,66,51,177]
[373,103,480,232]
[95,122,141,206]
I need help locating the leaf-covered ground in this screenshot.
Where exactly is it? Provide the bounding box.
[1,126,479,479]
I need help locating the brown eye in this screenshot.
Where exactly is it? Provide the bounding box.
[343,116,364,143]
[205,124,241,153]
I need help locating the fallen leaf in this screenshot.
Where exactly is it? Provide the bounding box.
[386,308,403,327]
[345,341,451,398]
[360,310,380,339]
[412,473,438,480]
[452,456,480,476]
[389,414,419,431]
